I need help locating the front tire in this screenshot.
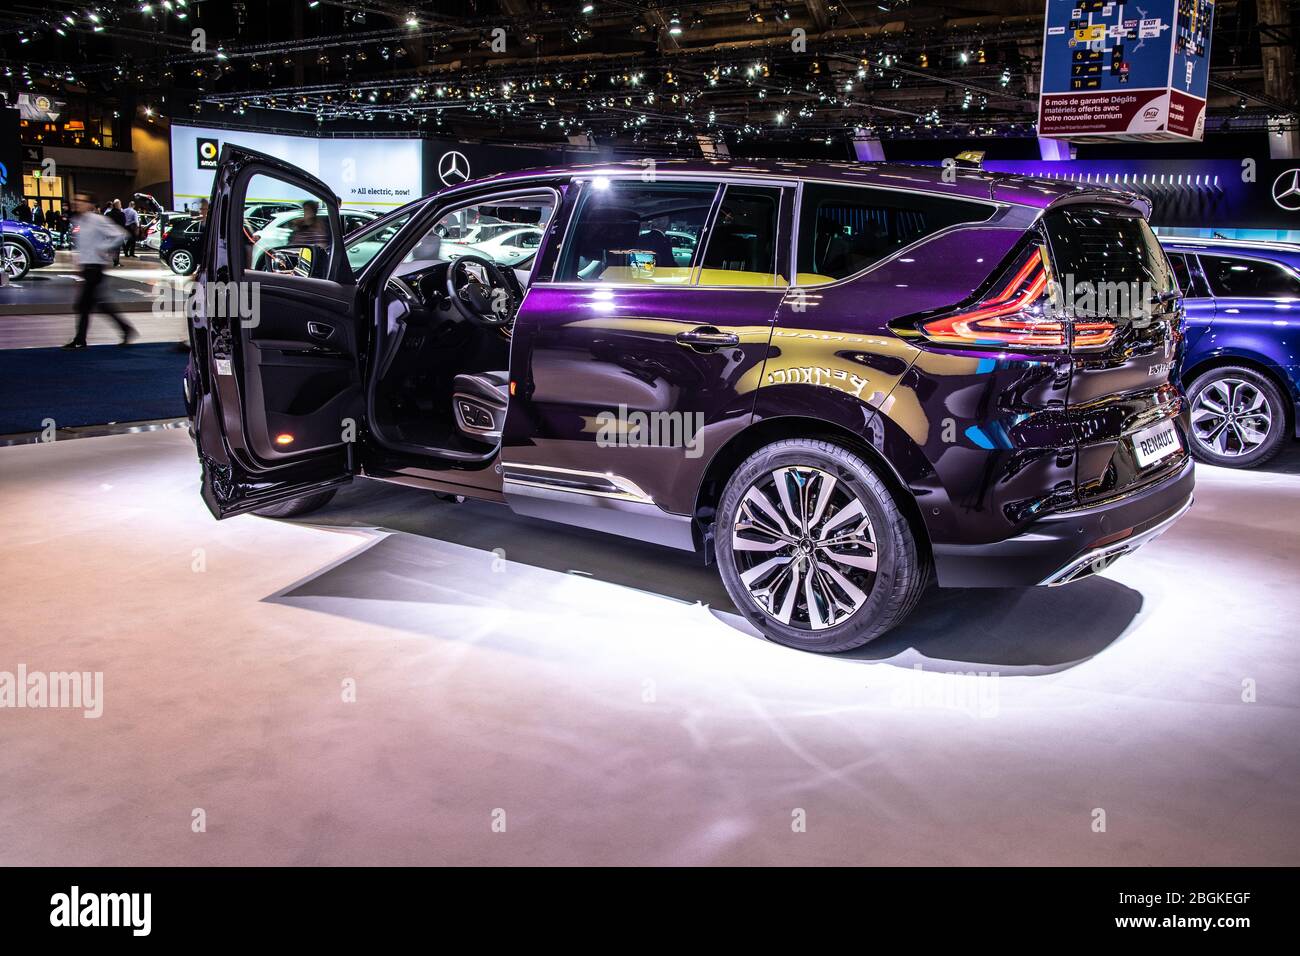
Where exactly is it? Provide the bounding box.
[715,439,928,653]
[2,241,32,281]
[252,489,337,519]
[1186,366,1288,468]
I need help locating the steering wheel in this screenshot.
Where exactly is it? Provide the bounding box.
[445,254,522,327]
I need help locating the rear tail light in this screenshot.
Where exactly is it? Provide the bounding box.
[919,246,1117,351]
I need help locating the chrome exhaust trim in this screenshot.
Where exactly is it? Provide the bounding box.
[1041,495,1194,587]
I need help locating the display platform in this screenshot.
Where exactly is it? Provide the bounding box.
[0,253,181,316]
[1,430,1296,866]
[0,343,188,434]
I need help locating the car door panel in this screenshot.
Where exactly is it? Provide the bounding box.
[189,144,363,518]
[502,177,793,532]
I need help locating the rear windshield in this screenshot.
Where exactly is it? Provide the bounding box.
[1043,207,1176,315]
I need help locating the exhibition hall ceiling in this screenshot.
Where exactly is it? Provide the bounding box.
[0,1,1292,148]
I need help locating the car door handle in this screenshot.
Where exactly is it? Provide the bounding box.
[676,327,739,352]
[307,321,334,340]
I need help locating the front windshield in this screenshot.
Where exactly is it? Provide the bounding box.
[406,194,554,274]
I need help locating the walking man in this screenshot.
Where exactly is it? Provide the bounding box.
[62,193,137,350]
[106,199,127,267]
[122,200,139,258]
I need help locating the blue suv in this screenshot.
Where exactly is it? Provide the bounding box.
[1,218,58,281]
[1161,238,1300,468]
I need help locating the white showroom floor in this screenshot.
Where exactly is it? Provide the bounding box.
[2,429,1298,866]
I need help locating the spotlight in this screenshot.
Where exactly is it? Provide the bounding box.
[668,11,682,35]
[582,2,594,13]
[405,12,418,29]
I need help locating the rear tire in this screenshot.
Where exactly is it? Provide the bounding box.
[168,249,196,275]
[252,489,337,519]
[1186,366,1288,469]
[715,438,928,653]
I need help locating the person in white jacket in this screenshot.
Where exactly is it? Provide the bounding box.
[63,193,137,349]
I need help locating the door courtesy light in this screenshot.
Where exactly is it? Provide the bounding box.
[275,433,295,445]
[920,247,1115,350]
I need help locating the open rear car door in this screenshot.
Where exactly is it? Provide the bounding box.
[188,145,362,518]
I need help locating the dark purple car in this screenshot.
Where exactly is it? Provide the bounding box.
[186,146,1193,652]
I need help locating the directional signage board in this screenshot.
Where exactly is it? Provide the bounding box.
[1038,0,1215,142]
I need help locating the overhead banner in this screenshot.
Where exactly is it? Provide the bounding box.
[170,123,424,210]
[1038,0,1215,142]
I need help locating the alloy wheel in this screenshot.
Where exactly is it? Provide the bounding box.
[1190,377,1274,458]
[730,465,878,631]
[2,242,29,279]
[170,250,193,274]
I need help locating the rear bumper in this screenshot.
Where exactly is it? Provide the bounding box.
[932,457,1195,587]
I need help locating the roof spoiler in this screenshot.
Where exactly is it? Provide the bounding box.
[1043,188,1153,220]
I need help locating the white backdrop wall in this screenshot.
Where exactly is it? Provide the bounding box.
[169,123,423,211]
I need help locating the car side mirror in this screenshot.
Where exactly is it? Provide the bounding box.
[269,244,330,279]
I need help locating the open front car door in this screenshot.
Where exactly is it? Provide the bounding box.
[187,145,363,518]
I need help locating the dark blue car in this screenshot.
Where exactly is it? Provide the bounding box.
[1162,238,1300,468]
[1,218,58,281]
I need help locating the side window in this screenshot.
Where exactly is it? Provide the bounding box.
[244,172,333,277]
[796,184,994,285]
[1167,253,1194,294]
[698,185,785,286]
[556,180,716,284]
[345,212,412,272]
[1199,254,1300,298]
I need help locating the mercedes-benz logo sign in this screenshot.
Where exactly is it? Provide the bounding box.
[438,150,471,186]
[1272,168,1300,212]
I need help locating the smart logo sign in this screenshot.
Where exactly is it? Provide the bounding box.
[170,124,424,206]
[1038,0,1215,142]
[196,137,220,169]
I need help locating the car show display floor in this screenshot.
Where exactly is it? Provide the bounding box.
[1,430,1297,865]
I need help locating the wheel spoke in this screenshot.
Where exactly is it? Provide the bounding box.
[1215,422,1235,454]
[803,564,830,629]
[822,545,877,572]
[817,498,866,538]
[742,485,793,538]
[740,554,790,588]
[1236,420,1267,447]
[732,522,791,552]
[804,471,837,531]
[773,559,803,625]
[773,468,806,534]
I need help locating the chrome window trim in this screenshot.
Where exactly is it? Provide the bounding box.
[787,180,1010,291]
[1189,251,1300,298]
